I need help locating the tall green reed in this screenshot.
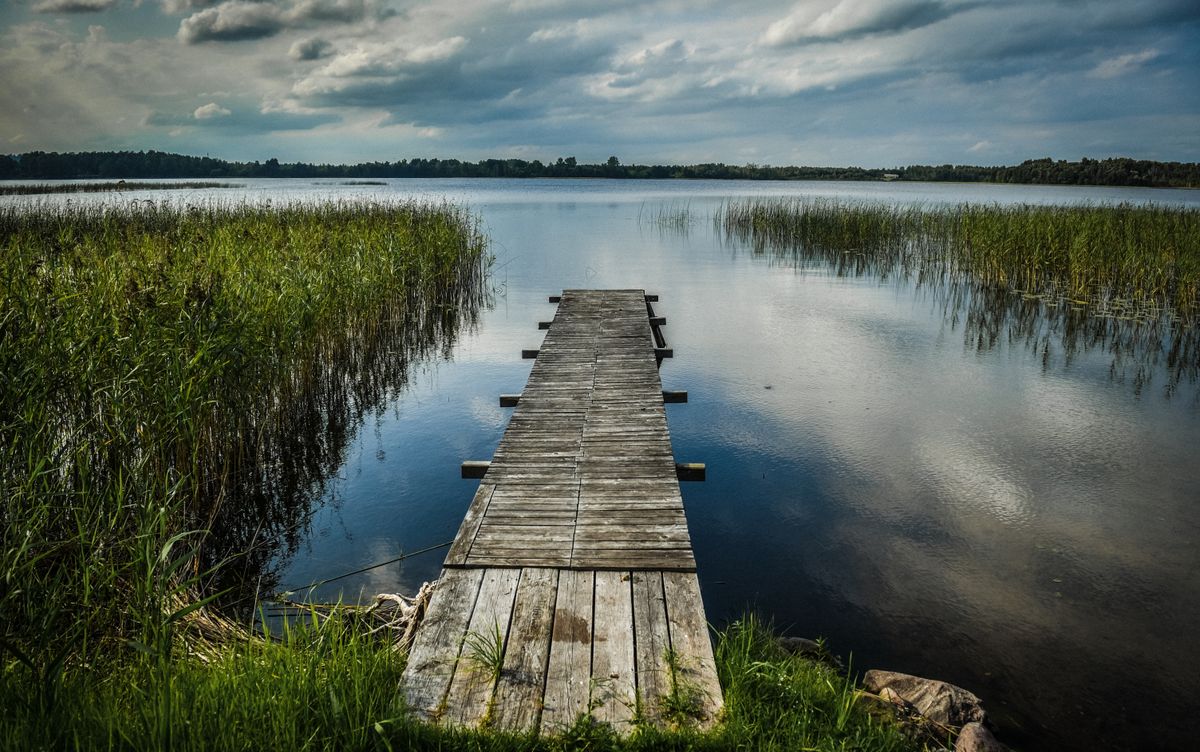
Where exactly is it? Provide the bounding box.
[0,200,488,678]
[718,198,1200,315]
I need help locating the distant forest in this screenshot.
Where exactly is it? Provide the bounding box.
[2,151,1198,188]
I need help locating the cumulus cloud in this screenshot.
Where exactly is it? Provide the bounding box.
[193,102,231,119]
[588,39,697,100]
[290,37,334,61]
[1089,48,1160,79]
[292,36,466,95]
[33,0,117,13]
[176,0,375,44]
[762,0,961,46]
[178,2,285,43]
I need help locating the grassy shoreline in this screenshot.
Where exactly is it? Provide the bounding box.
[0,200,489,748]
[2,608,929,752]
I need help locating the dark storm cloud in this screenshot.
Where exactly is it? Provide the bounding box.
[290,36,333,60]
[33,0,116,13]
[176,0,372,44]
[2,0,1197,163]
[178,2,285,42]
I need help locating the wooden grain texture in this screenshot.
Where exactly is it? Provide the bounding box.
[401,568,484,720]
[449,289,696,571]
[540,569,594,734]
[441,568,520,727]
[662,571,724,727]
[632,571,671,724]
[591,570,637,731]
[491,568,558,731]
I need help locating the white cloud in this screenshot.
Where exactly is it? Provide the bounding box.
[193,102,232,119]
[967,139,991,153]
[178,2,285,43]
[176,0,374,44]
[291,36,467,96]
[1089,48,1160,79]
[762,0,955,46]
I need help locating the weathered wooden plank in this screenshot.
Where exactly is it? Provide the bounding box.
[441,568,521,727]
[416,290,723,733]
[491,568,559,731]
[662,572,724,728]
[445,484,495,566]
[590,571,637,732]
[540,569,595,734]
[401,568,484,720]
[632,571,671,724]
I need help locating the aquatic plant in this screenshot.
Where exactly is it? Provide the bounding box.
[0,199,488,676]
[718,198,1200,316]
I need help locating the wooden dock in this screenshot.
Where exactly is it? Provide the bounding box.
[400,289,722,735]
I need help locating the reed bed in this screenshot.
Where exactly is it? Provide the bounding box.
[0,181,239,195]
[718,198,1200,317]
[0,200,487,705]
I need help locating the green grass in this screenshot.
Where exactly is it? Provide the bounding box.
[0,613,928,751]
[0,199,488,706]
[719,198,1200,317]
[0,181,240,194]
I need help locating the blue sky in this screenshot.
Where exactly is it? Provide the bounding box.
[1,0,1197,166]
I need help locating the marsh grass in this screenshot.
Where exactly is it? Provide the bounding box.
[0,199,487,721]
[0,181,239,195]
[719,198,1200,396]
[719,198,1200,317]
[1,612,928,751]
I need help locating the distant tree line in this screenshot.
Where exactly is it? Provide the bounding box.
[1,151,1197,188]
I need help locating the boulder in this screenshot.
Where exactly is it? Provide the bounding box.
[777,636,845,669]
[862,670,988,727]
[955,722,1007,752]
[778,636,824,656]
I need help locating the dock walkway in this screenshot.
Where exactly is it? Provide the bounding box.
[401,289,721,735]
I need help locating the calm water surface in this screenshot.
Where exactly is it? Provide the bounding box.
[11,179,1199,750]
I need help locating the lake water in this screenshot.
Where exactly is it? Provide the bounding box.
[9,178,1199,750]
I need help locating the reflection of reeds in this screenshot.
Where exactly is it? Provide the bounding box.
[720,198,1200,396]
[719,198,1200,316]
[0,200,488,669]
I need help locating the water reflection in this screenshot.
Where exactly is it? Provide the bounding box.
[723,230,1200,401]
[200,257,491,611]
